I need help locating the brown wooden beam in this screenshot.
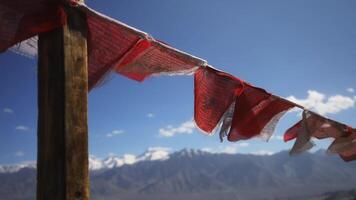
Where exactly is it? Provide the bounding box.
[37,2,89,200]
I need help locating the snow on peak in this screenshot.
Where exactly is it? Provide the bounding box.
[0,161,36,173]
[100,154,137,169]
[89,156,105,171]
[1,148,211,173]
[89,147,171,171]
[177,148,206,157]
[137,147,171,161]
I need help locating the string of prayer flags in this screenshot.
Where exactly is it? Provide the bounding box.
[0,0,355,162]
[284,111,348,143]
[2,2,207,89]
[284,110,350,155]
[69,4,207,88]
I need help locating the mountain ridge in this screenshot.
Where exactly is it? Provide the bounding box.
[0,148,283,173]
[0,148,355,200]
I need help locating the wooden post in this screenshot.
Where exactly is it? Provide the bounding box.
[37,1,89,200]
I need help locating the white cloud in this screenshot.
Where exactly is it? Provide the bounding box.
[202,143,249,154]
[347,88,354,93]
[159,120,195,137]
[287,90,355,115]
[201,147,214,153]
[15,126,30,131]
[15,151,24,157]
[141,147,171,161]
[120,154,137,165]
[3,108,14,114]
[250,150,274,156]
[106,130,124,138]
[146,113,155,118]
[221,145,239,154]
[147,147,172,152]
[221,143,249,154]
[270,135,283,140]
[239,142,250,147]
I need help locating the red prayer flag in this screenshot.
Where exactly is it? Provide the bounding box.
[285,110,349,154]
[82,6,147,89]
[284,111,347,142]
[227,85,295,141]
[0,0,66,52]
[284,121,301,142]
[327,128,356,162]
[81,5,206,89]
[115,39,206,82]
[194,67,244,134]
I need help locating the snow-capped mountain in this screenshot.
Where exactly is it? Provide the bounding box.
[89,147,172,171]
[0,161,36,173]
[0,148,326,173]
[0,147,175,173]
[174,148,208,157]
[1,149,356,200]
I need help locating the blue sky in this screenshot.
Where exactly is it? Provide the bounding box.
[1,0,356,164]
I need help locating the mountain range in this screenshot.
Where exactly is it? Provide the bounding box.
[0,147,171,173]
[0,148,356,200]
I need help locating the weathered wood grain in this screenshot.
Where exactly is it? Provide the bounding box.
[37,2,89,200]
